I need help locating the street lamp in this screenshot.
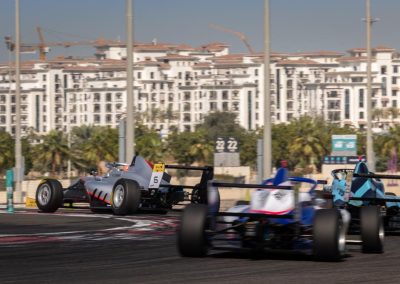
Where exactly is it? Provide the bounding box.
[263,0,272,178]
[14,0,23,202]
[125,0,135,163]
[365,0,378,171]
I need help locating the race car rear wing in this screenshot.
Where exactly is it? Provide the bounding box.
[207,181,296,220]
[164,165,214,203]
[353,172,400,180]
[165,164,214,188]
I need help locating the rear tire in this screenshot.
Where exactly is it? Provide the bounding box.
[361,206,384,253]
[313,209,345,261]
[177,204,209,257]
[35,179,64,213]
[111,179,141,215]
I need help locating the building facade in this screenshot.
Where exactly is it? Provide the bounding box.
[0,42,399,137]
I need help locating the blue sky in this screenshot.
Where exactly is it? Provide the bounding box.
[0,0,400,62]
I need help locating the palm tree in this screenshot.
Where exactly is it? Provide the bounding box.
[0,130,14,173]
[81,126,118,172]
[380,125,400,157]
[136,131,165,162]
[386,107,400,125]
[189,130,214,165]
[69,125,96,172]
[32,130,69,175]
[372,108,384,126]
[287,116,329,171]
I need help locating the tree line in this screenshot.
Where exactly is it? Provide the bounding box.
[0,112,399,177]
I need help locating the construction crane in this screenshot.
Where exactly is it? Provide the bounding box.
[209,23,255,54]
[4,26,116,60]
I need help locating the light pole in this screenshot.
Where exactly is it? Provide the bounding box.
[263,0,272,178]
[14,0,23,202]
[366,0,377,171]
[125,0,135,163]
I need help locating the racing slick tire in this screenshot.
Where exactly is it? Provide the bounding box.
[313,209,345,261]
[35,179,64,213]
[361,206,384,253]
[178,204,209,257]
[111,179,141,215]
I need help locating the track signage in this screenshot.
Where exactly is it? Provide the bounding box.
[215,137,239,153]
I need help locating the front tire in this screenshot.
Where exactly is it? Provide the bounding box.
[177,204,209,257]
[35,179,64,213]
[313,209,345,261]
[361,206,384,253]
[111,179,141,215]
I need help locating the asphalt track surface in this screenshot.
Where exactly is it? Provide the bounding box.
[0,208,400,284]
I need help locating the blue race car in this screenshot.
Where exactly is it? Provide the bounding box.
[177,166,382,261]
[327,161,400,232]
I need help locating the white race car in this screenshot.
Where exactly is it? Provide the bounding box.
[36,156,214,215]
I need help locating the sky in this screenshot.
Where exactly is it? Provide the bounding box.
[1,0,400,62]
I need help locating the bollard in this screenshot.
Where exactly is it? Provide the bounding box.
[6,169,14,213]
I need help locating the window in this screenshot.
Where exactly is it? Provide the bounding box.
[345,89,350,119]
[381,66,387,74]
[392,77,397,85]
[106,115,112,123]
[210,102,217,110]
[150,72,154,79]
[210,91,217,100]
[359,89,364,108]
[359,112,364,119]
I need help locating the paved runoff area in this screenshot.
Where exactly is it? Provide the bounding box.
[0,208,400,284]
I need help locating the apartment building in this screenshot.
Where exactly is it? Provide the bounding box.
[0,42,399,137]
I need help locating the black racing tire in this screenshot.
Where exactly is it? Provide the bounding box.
[177,204,209,257]
[361,206,384,253]
[313,209,345,261]
[111,179,141,216]
[35,179,64,213]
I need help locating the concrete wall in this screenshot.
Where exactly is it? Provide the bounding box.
[0,179,72,204]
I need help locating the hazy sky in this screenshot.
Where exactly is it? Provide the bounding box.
[1,0,400,62]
